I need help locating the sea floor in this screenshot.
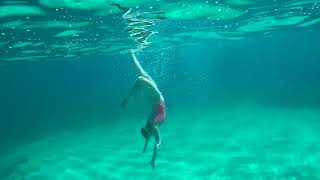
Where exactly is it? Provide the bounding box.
[1,105,320,179]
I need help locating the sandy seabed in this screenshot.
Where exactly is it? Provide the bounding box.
[1,105,320,179]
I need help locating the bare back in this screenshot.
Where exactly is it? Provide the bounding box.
[137,76,164,105]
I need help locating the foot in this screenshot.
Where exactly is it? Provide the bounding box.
[129,49,136,54]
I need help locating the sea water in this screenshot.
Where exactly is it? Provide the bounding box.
[0,0,320,179]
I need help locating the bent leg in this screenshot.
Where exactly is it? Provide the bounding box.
[121,76,147,108]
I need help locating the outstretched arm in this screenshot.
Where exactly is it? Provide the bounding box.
[142,137,149,153]
[154,126,161,148]
[150,126,161,170]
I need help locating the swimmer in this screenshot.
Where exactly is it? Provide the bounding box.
[121,50,166,170]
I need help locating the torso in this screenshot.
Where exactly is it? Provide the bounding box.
[143,80,163,105]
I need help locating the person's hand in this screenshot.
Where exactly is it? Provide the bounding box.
[149,160,155,171]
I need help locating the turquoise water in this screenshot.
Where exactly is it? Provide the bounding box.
[1,0,320,179]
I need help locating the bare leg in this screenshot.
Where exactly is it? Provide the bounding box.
[121,76,145,108]
[129,51,156,84]
[129,51,147,76]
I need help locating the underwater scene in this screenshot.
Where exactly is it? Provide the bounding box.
[1,0,320,179]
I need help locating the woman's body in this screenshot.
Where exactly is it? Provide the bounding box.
[109,2,167,170]
[121,51,166,170]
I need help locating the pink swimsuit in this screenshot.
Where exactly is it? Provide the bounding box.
[152,100,166,124]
